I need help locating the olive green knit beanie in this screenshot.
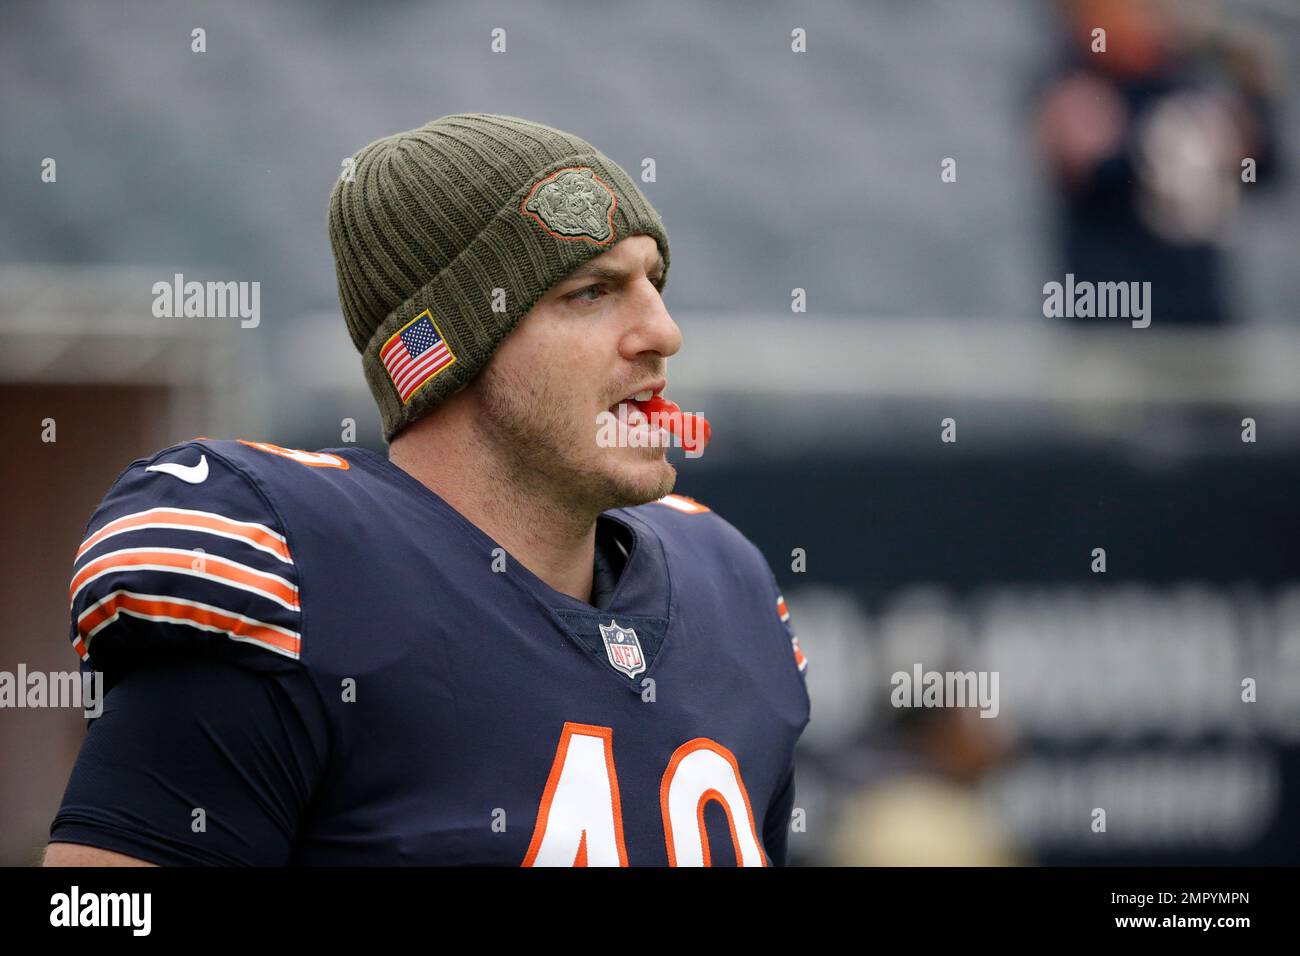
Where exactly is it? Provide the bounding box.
[328,113,671,443]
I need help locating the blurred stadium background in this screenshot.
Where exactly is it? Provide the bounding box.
[2,0,1298,865]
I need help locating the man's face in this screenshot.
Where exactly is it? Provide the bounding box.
[473,235,683,514]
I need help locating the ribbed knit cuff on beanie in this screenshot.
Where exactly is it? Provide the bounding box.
[328,113,670,443]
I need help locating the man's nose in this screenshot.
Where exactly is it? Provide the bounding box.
[620,277,682,361]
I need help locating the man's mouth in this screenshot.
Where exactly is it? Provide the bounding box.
[604,381,712,455]
[607,381,666,417]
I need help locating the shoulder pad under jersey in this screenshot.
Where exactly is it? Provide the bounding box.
[634,493,809,682]
[69,439,303,676]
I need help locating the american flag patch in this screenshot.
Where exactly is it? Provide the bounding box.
[381,310,456,403]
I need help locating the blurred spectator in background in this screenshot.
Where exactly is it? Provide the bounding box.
[830,704,1026,866]
[1036,0,1282,325]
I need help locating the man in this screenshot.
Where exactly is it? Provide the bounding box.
[45,113,810,866]
[1035,0,1281,326]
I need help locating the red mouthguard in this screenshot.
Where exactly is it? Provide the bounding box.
[635,395,712,455]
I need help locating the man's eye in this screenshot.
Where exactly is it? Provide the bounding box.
[569,284,605,302]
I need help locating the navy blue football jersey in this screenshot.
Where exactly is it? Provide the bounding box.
[52,438,810,866]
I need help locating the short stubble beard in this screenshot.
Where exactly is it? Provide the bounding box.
[476,359,676,523]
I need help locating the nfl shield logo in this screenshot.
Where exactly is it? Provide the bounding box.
[599,620,646,678]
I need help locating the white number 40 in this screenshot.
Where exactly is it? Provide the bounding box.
[522,722,768,867]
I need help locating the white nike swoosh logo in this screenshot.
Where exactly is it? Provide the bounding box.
[146,454,209,484]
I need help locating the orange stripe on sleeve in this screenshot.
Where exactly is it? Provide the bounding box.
[70,548,299,610]
[76,508,292,563]
[75,591,301,659]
